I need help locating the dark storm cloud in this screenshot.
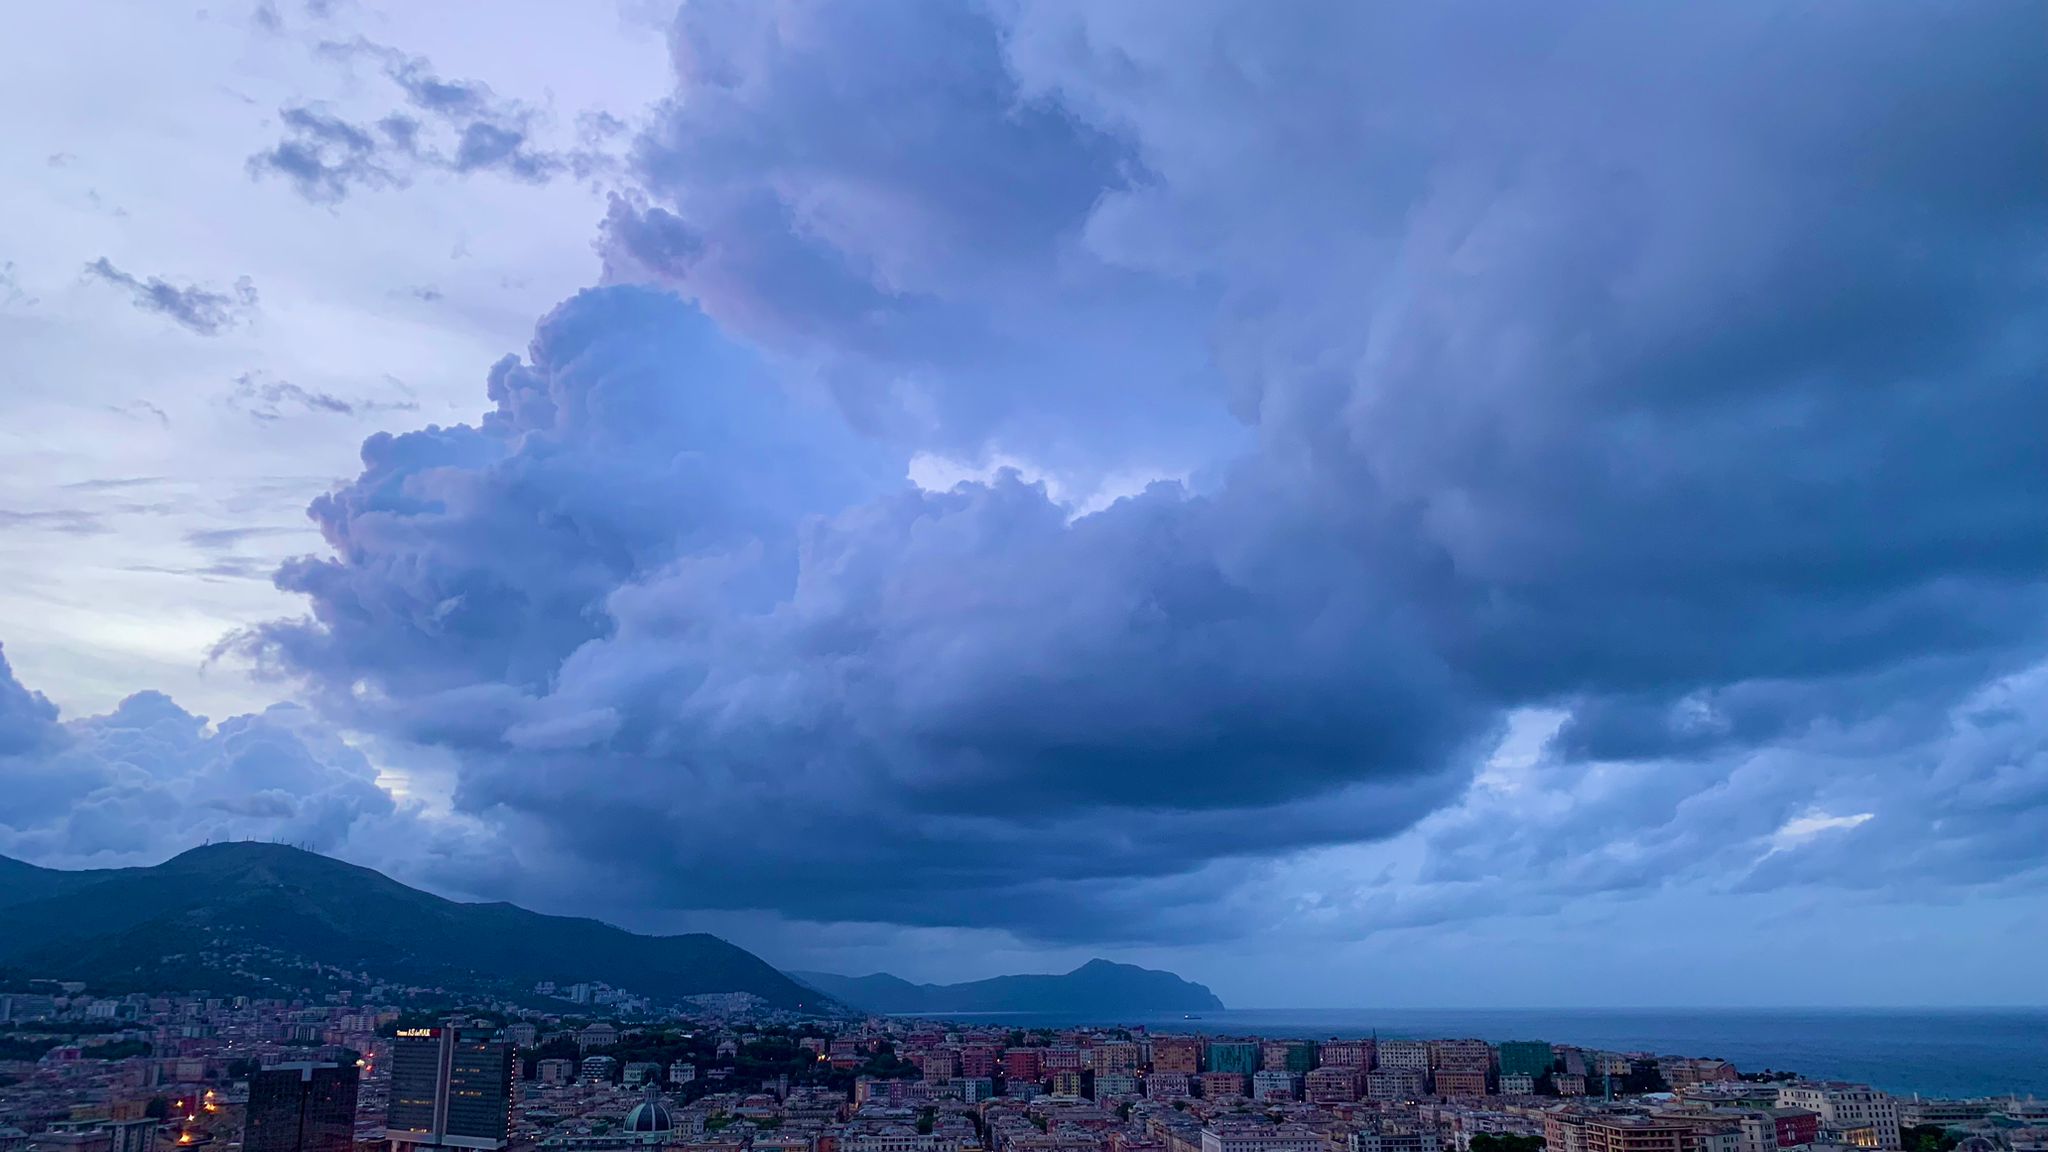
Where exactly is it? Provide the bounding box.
[238,289,899,700]
[221,285,1481,938]
[82,258,257,335]
[597,0,1224,459]
[209,1,2048,941]
[249,39,584,203]
[1373,658,2048,940]
[993,1,2048,714]
[1736,667,2048,895]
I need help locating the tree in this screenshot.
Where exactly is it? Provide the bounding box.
[857,1042,920,1082]
[527,1035,582,1073]
[1903,1126,1959,1152]
[1620,1060,1668,1095]
[90,1040,152,1060]
[0,1039,53,1061]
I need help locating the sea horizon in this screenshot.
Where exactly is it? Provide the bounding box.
[897,1006,2048,1100]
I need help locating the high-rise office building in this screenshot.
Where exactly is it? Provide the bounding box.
[1499,1042,1555,1080]
[388,1026,512,1152]
[1205,1041,1261,1076]
[245,1063,359,1152]
[106,1118,160,1152]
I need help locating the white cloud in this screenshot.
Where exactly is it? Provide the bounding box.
[1767,810,1875,855]
[907,450,1186,518]
[0,0,663,720]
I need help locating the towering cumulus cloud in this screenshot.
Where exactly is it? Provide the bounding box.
[232,285,1478,937]
[198,2,2043,954]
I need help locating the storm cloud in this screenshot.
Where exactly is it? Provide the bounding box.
[195,0,2048,949]
[1,0,2036,977]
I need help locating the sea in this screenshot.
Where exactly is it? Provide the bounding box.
[914,1008,2048,1100]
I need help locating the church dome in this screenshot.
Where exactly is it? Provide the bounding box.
[624,1090,673,1133]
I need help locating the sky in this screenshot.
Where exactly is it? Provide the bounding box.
[0,0,2044,1010]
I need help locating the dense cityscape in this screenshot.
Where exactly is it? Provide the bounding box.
[1,986,2040,1152]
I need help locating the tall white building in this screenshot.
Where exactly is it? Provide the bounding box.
[1346,1125,1442,1152]
[1379,1042,1432,1071]
[1251,1071,1300,1101]
[1201,1126,1325,1152]
[1777,1084,1901,1150]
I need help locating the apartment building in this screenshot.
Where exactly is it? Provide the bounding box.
[1094,1044,1143,1077]
[1304,1068,1360,1105]
[1150,1038,1204,1075]
[1431,1042,1493,1074]
[1146,1073,1192,1099]
[1776,1085,1900,1150]
[1434,1070,1489,1098]
[1318,1041,1374,1070]
[1200,1125,1324,1152]
[1379,1043,1431,1072]
[1198,1073,1246,1100]
[1262,1043,1317,1073]
[1003,1049,1045,1085]
[1341,1126,1442,1152]
[1251,1071,1299,1101]
[1579,1116,1699,1152]
[1366,1068,1427,1102]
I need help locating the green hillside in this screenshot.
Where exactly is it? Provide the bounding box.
[0,842,829,1011]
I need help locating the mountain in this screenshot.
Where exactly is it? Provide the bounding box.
[0,842,829,1011]
[791,959,1224,1014]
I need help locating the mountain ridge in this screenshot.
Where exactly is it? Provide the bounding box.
[791,958,1224,1014]
[0,842,829,1011]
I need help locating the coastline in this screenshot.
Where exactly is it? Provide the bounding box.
[884,1006,2048,1099]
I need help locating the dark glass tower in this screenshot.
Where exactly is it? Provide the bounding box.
[244,1063,360,1152]
[386,1026,511,1152]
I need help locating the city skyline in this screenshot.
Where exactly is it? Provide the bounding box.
[1,989,2043,1141]
[1,1,2044,1006]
